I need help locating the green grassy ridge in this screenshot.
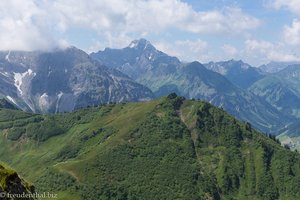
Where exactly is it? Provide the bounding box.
[182,99,300,199]
[0,95,300,199]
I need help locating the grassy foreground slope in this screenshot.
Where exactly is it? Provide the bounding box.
[0,95,300,199]
[0,163,35,200]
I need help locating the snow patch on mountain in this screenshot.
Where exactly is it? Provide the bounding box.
[58,91,63,99]
[5,51,10,62]
[129,42,136,48]
[14,69,36,96]
[0,71,10,78]
[6,96,17,105]
[55,91,64,113]
[128,39,150,50]
[39,93,50,112]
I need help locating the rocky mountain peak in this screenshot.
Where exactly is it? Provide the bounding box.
[127,38,157,53]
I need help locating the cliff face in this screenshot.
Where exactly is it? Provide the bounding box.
[0,164,35,200]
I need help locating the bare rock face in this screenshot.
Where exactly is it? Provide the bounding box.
[0,164,35,200]
[0,47,153,113]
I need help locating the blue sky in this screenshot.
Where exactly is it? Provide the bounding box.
[1,0,300,66]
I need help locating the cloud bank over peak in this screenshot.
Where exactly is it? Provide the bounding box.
[0,0,261,52]
[0,0,299,66]
[0,0,69,51]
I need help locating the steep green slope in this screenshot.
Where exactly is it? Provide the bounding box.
[181,100,300,200]
[0,95,300,199]
[0,163,35,200]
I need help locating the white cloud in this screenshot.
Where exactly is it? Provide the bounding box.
[283,19,300,45]
[269,0,300,49]
[222,44,238,58]
[139,38,300,66]
[0,0,57,51]
[181,7,260,35]
[244,39,300,65]
[245,39,274,54]
[0,0,261,51]
[48,0,260,35]
[268,51,300,62]
[271,0,300,14]
[154,39,210,62]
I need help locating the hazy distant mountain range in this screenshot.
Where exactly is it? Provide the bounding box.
[1,38,300,136]
[250,65,300,118]
[204,60,265,89]
[90,39,294,133]
[259,61,300,73]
